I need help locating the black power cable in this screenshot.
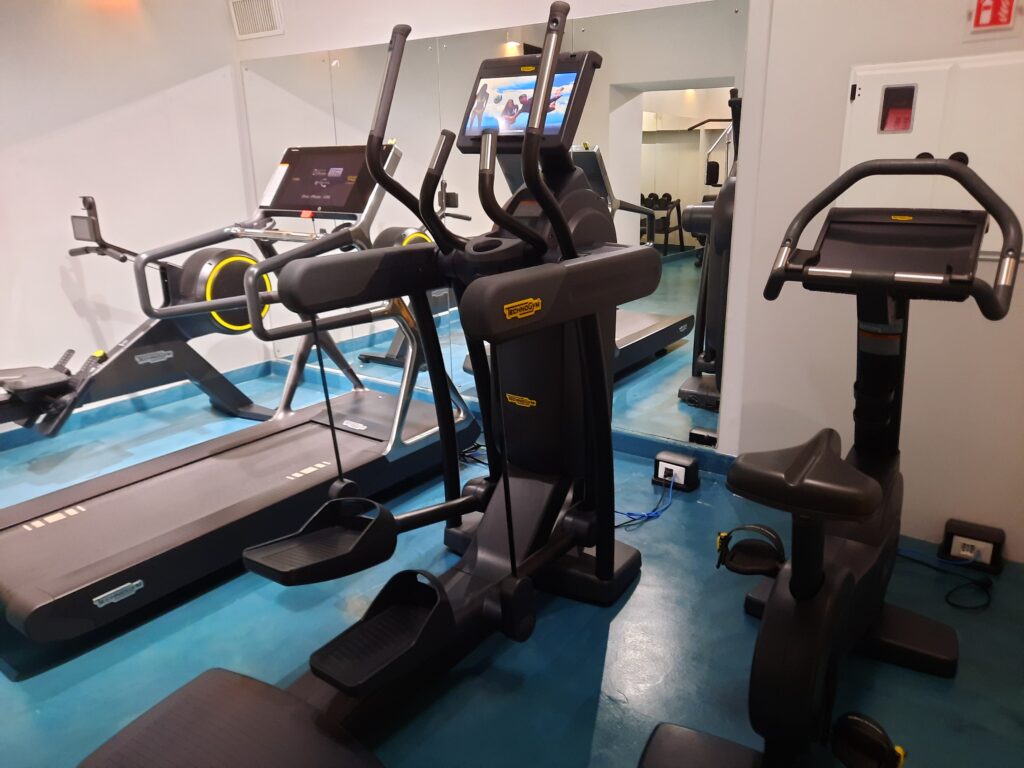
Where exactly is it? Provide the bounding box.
[897,549,993,610]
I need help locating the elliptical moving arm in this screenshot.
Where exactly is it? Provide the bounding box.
[521,1,576,261]
[419,130,468,254]
[478,131,547,254]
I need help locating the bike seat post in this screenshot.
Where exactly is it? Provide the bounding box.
[790,516,825,600]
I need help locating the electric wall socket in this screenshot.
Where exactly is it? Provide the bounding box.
[940,518,1005,574]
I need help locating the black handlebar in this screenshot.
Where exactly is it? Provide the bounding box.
[372,24,410,140]
[243,226,356,341]
[133,227,241,319]
[365,26,423,227]
[479,131,547,254]
[617,201,657,247]
[367,25,463,256]
[521,2,577,261]
[419,130,468,254]
[766,158,1021,320]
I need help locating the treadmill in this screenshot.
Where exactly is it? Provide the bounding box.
[0,144,478,646]
[462,148,694,376]
[571,145,695,370]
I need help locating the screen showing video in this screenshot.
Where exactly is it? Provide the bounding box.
[463,71,577,137]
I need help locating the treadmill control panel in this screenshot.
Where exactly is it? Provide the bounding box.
[260,145,388,218]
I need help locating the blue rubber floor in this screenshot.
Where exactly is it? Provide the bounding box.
[1,441,1021,767]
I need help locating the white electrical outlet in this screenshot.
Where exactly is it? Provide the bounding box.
[951,535,994,565]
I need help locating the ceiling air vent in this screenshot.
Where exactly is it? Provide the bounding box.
[229,0,284,40]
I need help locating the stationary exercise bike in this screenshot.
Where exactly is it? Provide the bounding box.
[641,156,1021,766]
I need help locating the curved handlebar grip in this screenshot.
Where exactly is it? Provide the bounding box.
[527,4,569,134]
[365,26,424,225]
[521,2,577,260]
[371,25,411,140]
[419,130,467,255]
[479,131,548,254]
[549,2,570,32]
[133,227,236,319]
[768,158,1021,317]
[244,227,356,342]
[430,129,456,174]
[617,201,657,246]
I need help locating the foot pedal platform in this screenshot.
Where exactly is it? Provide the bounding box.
[721,540,783,577]
[311,570,456,696]
[244,498,397,586]
[640,723,762,768]
[858,602,959,678]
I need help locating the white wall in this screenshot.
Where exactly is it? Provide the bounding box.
[237,0,717,60]
[642,86,733,129]
[0,1,264,375]
[724,0,1024,558]
[641,131,702,245]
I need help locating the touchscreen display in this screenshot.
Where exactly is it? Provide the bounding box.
[260,145,385,215]
[463,71,578,137]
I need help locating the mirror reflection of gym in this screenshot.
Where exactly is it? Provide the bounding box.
[239,3,750,451]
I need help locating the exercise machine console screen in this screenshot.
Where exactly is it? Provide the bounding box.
[457,52,598,153]
[259,145,387,217]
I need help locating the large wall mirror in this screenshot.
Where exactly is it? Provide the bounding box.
[240,0,749,450]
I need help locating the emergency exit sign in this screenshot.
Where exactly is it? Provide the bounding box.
[972,0,1016,31]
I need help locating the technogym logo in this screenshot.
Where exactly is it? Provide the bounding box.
[503,297,542,320]
[505,393,537,408]
[135,350,174,365]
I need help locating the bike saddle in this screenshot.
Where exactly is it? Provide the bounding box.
[727,428,882,520]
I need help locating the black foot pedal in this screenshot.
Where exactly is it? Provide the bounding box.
[311,570,456,696]
[858,602,959,678]
[640,723,762,768]
[832,712,905,768]
[718,539,784,577]
[244,498,397,586]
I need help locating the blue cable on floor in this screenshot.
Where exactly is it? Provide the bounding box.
[616,481,674,529]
